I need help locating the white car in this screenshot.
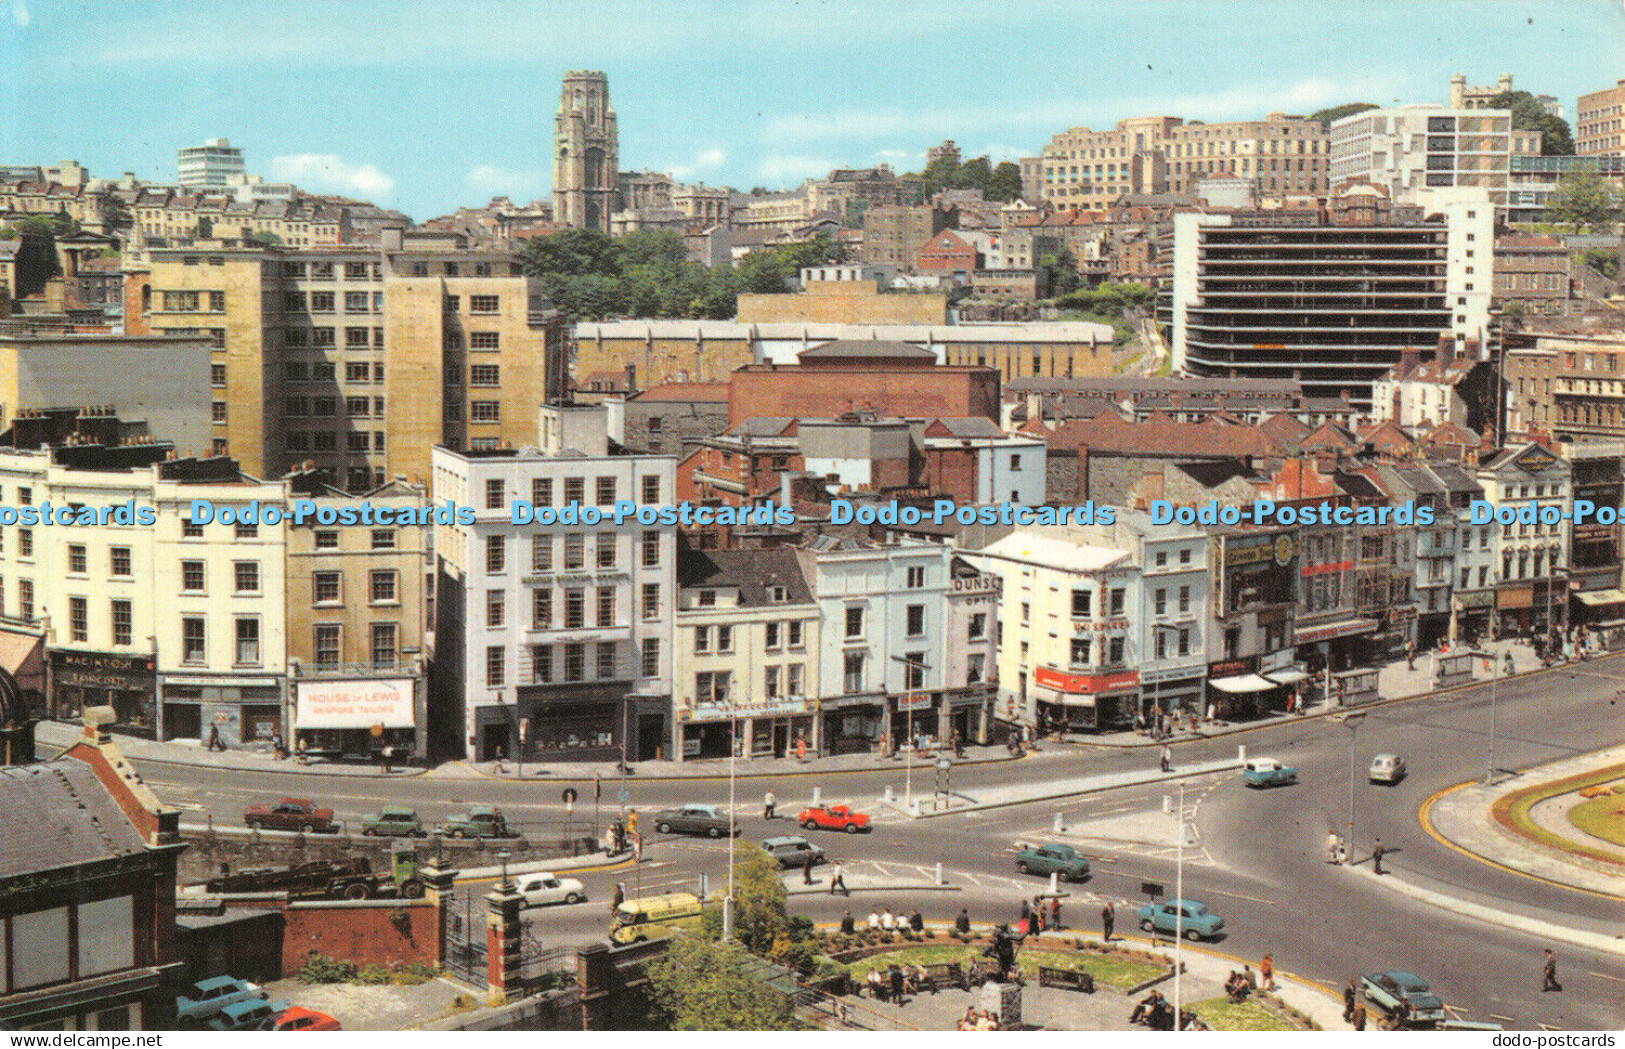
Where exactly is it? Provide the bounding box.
[515,872,586,907]
[1369,753,1407,785]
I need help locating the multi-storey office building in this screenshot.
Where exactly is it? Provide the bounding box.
[1170,183,1492,409]
[1329,105,1540,213]
[431,412,676,763]
[126,229,565,492]
[1577,78,1625,158]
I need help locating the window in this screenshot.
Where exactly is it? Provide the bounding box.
[1071,589,1091,617]
[696,670,731,703]
[344,291,369,313]
[1154,588,1167,615]
[180,616,207,664]
[642,474,661,503]
[486,589,505,627]
[903,653,925,690]
[486,645,505,687]
[470,294,500,313]
[845,605,864,638]
[232,616,258,663]
[766,621,782,650]
[1178,628,1191,656]
[486,534,506,573]
[485,478,505,510]
[1155,629,1168,659]
[764,664,781,698]
[641,638,660,677]
[642,530,660,566]
[906,565,925,588]
[533,587,553,627]
[1109,588,1125,616]
[68,596,87,642]
[346,396,371,417]
[211,363,227,387]
[1070,637,1090,666]
[716,625,733,653]
[694,625,711,654]
[470,364,500,386]
[564,642,585,681]
[564,588,585,628]
[596,476,616,505]
[370,623,397,667]
[597,641,616,679]
[224,562,259,598]
[969,612,986,639]
[345,326,370,348]
[843,652,864,693]
[564,533,585,569]
[1179,548,1191,565]
[184,517,205,538]
[471,401,500,422]
[533,645,553,683]
[533,537,553,572]
[11,906,70,989]
[564,477,585,505]
[310,291,335,312]
[470,331,500,349]
[68,544,86,574]
[596,534,616,568]
[18,579,32,621]
[315,529,339,550]
[234,521,257,539]
[596,586,615,627]
[906,604,925,636]
[1108,636,1124,664]
[1179,585,1190,613]
[642,582,660,619]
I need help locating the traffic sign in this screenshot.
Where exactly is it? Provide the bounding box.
[617,789,630,804]
[370,724,383,737]
[1141,881,1163,897]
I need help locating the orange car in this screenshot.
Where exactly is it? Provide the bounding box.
[797,803,871,833]
[257,1007,342,1031]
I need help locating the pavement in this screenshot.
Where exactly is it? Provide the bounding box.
[903,756,1243,818]
[35,721,429,776]
[262,975,488,1031]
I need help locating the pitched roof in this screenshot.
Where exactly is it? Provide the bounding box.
[1047,413,1279,458]
[922,417,1004,439]
[0,760,148,879]
[627,382,729,403]
[798,339,935,361]
[676,547,815,606]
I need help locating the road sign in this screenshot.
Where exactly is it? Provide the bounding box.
[936,758,952,771]
[370,723,384,737]
[562,787,578,810]
[617,789,630,804]
[1141,881,1163,897]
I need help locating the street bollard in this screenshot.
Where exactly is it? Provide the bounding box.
[1052,812,1064,834]
[909,797,921,817]
[884,785,894,803]
[935,861,943,886]
[1162,794,1172,814]
[1238,744,1246,766]
[1050,872,1059,896]
[812,785,822,806]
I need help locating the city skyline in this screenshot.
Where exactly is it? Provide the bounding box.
[2,0,1622,220]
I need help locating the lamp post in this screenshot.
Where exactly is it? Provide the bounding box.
[890,655,931,807]
[724,689,738,940]
[1331,711,1364,864]
[1172,783,1188,1024]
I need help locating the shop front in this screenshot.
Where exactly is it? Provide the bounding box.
[1034,667,1139,734]
[1205,657,1274,720]
[1260,649,1309,711]
[820,694,884,755]
[1138,667,1204,721]
[681,695,814,761]
[1450,592,1494,647]
[891,691,940,750]
[504,681,630,763]
[1292,615,1377,692]
[945,687,993,746]
[293,677,419,759]
[158,674,285,746]
[1496,584,1534,636]
[53,650,156,738]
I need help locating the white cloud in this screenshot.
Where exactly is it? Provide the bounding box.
[269,154,395,198]
[10,0,29,27]
[464,164,547,200]
[754,154,836,185]
[665,148,727,181]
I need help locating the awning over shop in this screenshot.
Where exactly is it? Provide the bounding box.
[1208,673,1278,693]
[1292,617,1378,644]
[1576,588,1625,606]
[1264,668,1310,685]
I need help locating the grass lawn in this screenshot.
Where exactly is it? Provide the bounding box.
[1491,763,1625,867]
[1568,792,1625,848]
[833,942,1164,991]
[1190,996,1302,1031]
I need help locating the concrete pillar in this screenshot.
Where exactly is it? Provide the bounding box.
[486,881,525,1002]
[418,859,460,970]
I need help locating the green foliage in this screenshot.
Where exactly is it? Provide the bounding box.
[988,161,1026,202]
[1546,165,1623,233]
[356,964,393,985]
[908,151,1026,202]
[645,935,807,1031]
[245,229,282,245]
[1037,247,1081,298]
[6,217,63,297]
[1307,103,1379,130]
[842,198,868,229]
[296,952,358,984]
[1054,281,1155,315]
[100,196,132,233]
[1577,247,1620,281]
[1487,90,1574,156]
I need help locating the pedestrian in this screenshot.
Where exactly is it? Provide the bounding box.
[829,862,848,896]
[909,908,924,932]
[271,732,285,759]
[867,909,881,930]
[207,722,223,752]
[955,907,971,934]
[1049,895,1061,932]
[1206,702,1218,724]
[889,963,904,1003]
[1352,999,1367,1031]
[1243,966,1256,992]
[610,882,625,915]
[1260,952,1276,991]
[1134,711,1146,735]
[1030,896,1043,936]
[1326,832,1341,864]
[1101,901,1115,942]
[1542,948,1560,992]
[795,737,808,763]
[1160,744,1172,773]
[1019,898,1030,926]
[1372,837,1385,875]
[881,907,896,931]
[764,790,776,821]
[1406,640,1415,671]
[840,910,855,935]
[1343,980,1356,1022]
[802,849,815,885]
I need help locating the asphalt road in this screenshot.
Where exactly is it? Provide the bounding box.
[134,655,1625,1030]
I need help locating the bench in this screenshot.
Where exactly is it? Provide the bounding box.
[1038,966,1095,993]
[921,962,965,992]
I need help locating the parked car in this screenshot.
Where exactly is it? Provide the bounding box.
[1361,971,1446,1025]
[206,999,287,1032]
[256,1007,342,1031]
[243,797,336,833]
[762,835,826,868]
[1135,898,1225,940]
[1241,757,1298,788]
[1369,753,1407,785]
[797,804,871,833]
[651,804,737,838]
[1013,842,1091,881]
[516,871,587,907]
[176,976,267,1027]
[361,805,426,837]
[437,805,518,839]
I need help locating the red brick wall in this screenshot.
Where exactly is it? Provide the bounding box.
[920,447,980,504]
[281,902,439,975]
[728,367,999,424]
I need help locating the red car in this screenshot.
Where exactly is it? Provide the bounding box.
[256,1007,342,1031]
[244,797,337,833]
[798,804,871,833]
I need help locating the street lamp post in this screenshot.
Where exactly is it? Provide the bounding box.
[1332,711,1364,864]
[1173,783,1187,1024]
[890,655,931,808]
[724,692,738,939]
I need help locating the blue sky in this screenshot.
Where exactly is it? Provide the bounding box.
[3,0,1622,221]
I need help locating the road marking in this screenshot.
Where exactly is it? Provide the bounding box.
[1586,970,1625,984]
[1490,1014,1516,1022]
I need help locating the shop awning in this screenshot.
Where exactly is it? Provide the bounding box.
[1264,668,1310,685]
[1057,693,1097,707]
[1208,673,1278,693]
[1292,617,1378,644]
[1576,588,1625,606]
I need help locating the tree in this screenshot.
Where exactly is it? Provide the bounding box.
[9,216,62,297]
[1308,102,1379,130]
[987,161,1025,202]
[1487,90,1574,156]
[1038,247,1080,298]
[245,229,281,245]
[1546,164,1623,233]
[1577,247,1620,282]
[100,196,132,234]
[842,198,868,229]
[645,936,805,1031]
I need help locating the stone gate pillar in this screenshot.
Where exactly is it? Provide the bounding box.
[486,879,524,1001]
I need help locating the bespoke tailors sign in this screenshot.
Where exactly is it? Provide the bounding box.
[295,679,414,729]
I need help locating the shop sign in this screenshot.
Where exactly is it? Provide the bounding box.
[896,692,934,712]
[1034,666,1139,693]
[52,650,154,690]
[1497,587,1534,610]
[1207,657,1257,678]
[295,679,414,729]
[692,696,808,721]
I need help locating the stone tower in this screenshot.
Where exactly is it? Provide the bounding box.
[554,71,619,233]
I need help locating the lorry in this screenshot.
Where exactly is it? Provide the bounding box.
[203,846,427,900]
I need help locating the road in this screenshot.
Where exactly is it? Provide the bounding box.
[134,655,1625,1030]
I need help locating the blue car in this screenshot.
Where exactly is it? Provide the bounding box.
[1241,757,1298,788]
[1361,971,1446,1025]
[1013,842,1091,881]
[176,976,266,1028]
[206,998,290,1032]
[1136,898,1225,940]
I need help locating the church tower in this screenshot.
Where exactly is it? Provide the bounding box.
[553,71,619,233]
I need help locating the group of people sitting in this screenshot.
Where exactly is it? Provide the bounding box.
[862,962,931,1003]
[864,907,926,933]
[956,1007,1001,1031]
[1225,967,1258,1003]
[1129,991,1209,1031]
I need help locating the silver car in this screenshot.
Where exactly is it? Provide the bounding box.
[1369,753,1407,784]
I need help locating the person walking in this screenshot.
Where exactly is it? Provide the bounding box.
[1260,952,1276,991]
[610,882,625,915]
[1342,980,1357,1023]
[1160,744,1172,773]
[1019,898,1030,928]
[207,722,223,752]
[829,862,848,896]
[1542,948,1560,992]
[1049,895,1061,932]
[1101,901,1115,942]
[802,849,816,886]
[1326,832,1341,864]
[1352,999,1367,1031]
[1372,837,1386,875]
[764,790,776,821]
[955,907,971,934]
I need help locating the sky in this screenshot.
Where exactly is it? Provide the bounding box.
[3,0,1623,222]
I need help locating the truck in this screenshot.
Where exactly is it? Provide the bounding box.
[204,846,427,900]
